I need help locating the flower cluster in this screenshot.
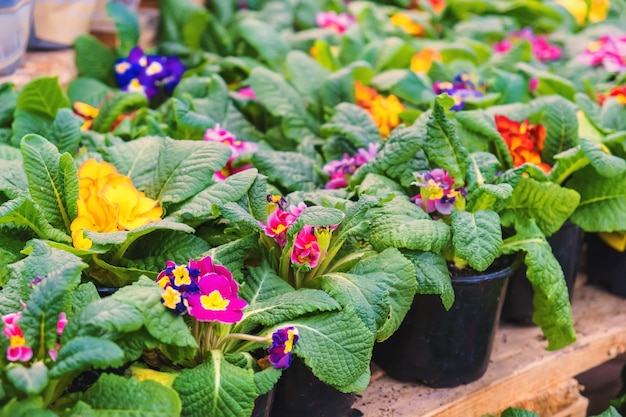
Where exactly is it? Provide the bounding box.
[157,256,248,323]
[114,47,184,99]
[2,312,32,362]
[268,327,299,369]
[204,124,258,181]
[578,35,626,73]
[70,159,163,250]
[597,85,626,105]
[262,200,307,248]
[355,82,405,138]
[494,115,550,173]
[493,27,562,62]
[316,10,356,33]
[433,72,485,111]
[412,168,466,216]
[322,143,380,189]
[390,12,424,36]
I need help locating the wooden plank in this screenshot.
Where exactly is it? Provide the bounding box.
[0,49,76,89]
[552,396,589,417]
[358,281,626,417]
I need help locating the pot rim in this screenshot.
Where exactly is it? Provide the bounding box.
[451,254,521,284]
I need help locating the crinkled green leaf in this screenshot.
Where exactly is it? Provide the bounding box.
[6,362,48,395]
[15,77,70,119]
[169,169,259,222]
[0,235,25,286]
[0,195,71,243]
[237,19,289,70]
[240,263,295,305]
[455,110,514,169]
[289,307,374,388]
[501,408,539,417]
[67,77,115,107]
[82,373,181,417]
[74,35,118,84]
[107,1,140,56]
[516,63,576,101]
[321,103,381,148]
[600,98,626,132]
[86,219,194,251]
[286,206,344,239]
[0,144,21,160]
[49,337,126,378]
[539,95,579,165]
[63,297,143,341]
[424,101,470,187]
[173,350,256,417]
[72,282,100,314]
[252,151,320,192]
[451,210,502,272]
[402,250,454,309]
[48,108,83,155]
[162,98,216,140]
[253,367,282,396]
[467,183,514,213]
[20,134,74,233]
[174,75,230,123]
[217,202,264,234]
[0,397,57,417]
[206,235,259,283]
[146,138,230,204]
[101,136,164,192]
[501,220,576,350]
[568,166,626,232]
[369,196,450,252]
[92,91,148,133]
[287,50,330,98]
[580,138,626,178]
[501,176,580,236]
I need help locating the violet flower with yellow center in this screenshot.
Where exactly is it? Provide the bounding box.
[268,327,300,369]
[412,168,466,216]
[323,143,380,189]
[70,159,162,250]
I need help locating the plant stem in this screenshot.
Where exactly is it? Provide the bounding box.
[214,333,270,351]
[323,252,367,274]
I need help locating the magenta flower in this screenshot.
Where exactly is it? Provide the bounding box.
[156,255,246,323]
[48,312,68,361]
[494,27,561,62]
[322,143,380,189]
[186,272,248,324]
[2,312,33,362]
[268,327,299,369]
[204,124,258,181]
[316,10,356,33]
[412,168,466,216]
[264,208,299,248]
[291,225,322,268]
[578,35,626,73]
[237,87,256,99]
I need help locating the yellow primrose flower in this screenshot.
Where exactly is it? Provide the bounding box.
[390,13,424,36]
[70,159,162,250]
[555,0,610,25]
[370,94,405,138]
[589,0,610,22]
[410,47,442,73]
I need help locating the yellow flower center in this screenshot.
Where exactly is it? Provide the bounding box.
[426,180,444,199]
[127,79,145,93]
[145,61,164,76]
[162,287,182,309]
[200,291,230,311]
[272,224,288,235]
[284,329,296,353]
[172,265,191,287]
[115,61,131,74]
[10,334,25,349]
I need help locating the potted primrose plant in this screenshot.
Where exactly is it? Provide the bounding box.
[347,98,579,387]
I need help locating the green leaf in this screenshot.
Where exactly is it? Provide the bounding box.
[369,196,451,253]
[20,134,74,233]
[74,35,118,84]
[49,337,126,378]
[516,63,576,101]
[63,297,143,341]
[162,98,216,140]
[169,169,259,222]
[580,138,626,178]
[501,220,576,350]
[539,96,579,165]
[424,101,470,187]
[101,136,164,192]
[289,307,374,388]
[67,77,115,107]
[92,92,148,133]
[111,277,198,351]
[254,367,282,396]
[237,19,289,70]
[146,138,231,204]
[107,1,140,56]
[286,206,344,239]
[243,289,340,326]
[174,75,230,123]
[240,263,295,305]
[501,176,580,236]
[252,151,320,192]
[568,166,626,232]
[501,408,539,417]
[321,103,381,148]
[455,110,514,169]
[451,210,502,272]
[48,109,83,155]
[0,195,71,243]
[467,183,514,212]
[6,362,48,395]
[206,235,259,283]
[402,250,454,309]
[0,397,57,417]
[286,50,330,98]
[82,373,182,417]
[173,350,257,417]
[15,77,70,119]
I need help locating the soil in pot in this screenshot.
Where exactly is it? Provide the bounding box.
[501,222,584,325]
[373,256,517,388]
[270,357,361,417]
[586,233,626,298]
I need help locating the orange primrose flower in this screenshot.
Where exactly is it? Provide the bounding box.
[390,13,424,36]
[410,48,442,73]
[370,94,405,138]
[597,85,626,106]
[494,115,550,173]
[73,101,133,132]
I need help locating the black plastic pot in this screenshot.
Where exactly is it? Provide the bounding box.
[251,389,274,417]
[373,258,516,388]
[586,233,626,298]
[270,358,359,417]
[501,222,584,325]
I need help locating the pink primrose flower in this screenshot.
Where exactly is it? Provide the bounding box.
[291,225,322,268]
[238,87,256,99]
[204,124,258,181]
[186,271,248,324]
[2,312,33,362]
[316,11,356,33]
[322,144,380,189]
[578,35,626,73]
[268,327,299,369]
[494,27,562,62]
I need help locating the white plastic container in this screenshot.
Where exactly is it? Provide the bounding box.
[0,0,33,75]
